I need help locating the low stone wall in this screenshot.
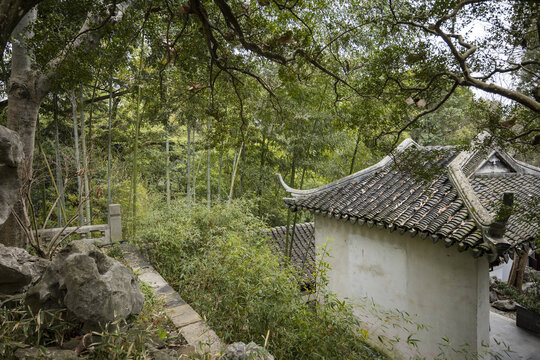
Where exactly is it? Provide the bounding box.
[120,243,222,356]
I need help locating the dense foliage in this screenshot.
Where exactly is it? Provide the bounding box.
[137,199,387,360]
[1,0,538,247]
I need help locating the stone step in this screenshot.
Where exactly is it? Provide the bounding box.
[120,243,223,357]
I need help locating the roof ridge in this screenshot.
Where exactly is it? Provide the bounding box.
[446,142,540,262]
[277,138,419,198]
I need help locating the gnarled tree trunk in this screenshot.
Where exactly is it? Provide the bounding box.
[0,9,49,248]
[0,4,127,247]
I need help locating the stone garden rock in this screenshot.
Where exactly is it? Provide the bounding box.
[0,243,49,295]
[223,342,274,360]
[522,281,538,295]
[146,342,180,360]
[489,289,499,303]
[524,267,540,283]
[26,240,144,329]
[492,299,516,312]
[0,125,24,227]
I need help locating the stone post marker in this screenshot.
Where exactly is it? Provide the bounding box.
[109,204,122,243]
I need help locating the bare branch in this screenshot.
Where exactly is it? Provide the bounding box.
[376,81,459,148]
[506,128,540,142]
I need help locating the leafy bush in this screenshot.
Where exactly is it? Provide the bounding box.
[137,199,387,359]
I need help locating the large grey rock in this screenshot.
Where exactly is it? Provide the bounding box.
[524,267,540,283]
[492,299,516,312]
[26,240,144,329]
[522,281,539,295]
[0,125,24,167]
[223,342,274,360]
[0,243,49,294]
[0,125,24,227]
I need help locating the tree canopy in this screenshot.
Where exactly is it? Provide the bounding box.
[0,0,538,247]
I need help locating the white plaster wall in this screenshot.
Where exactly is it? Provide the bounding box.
[314,215,490,360]
[490,259,513,282]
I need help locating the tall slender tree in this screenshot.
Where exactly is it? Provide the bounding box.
[71,89,83,227]
[79,86,91,227]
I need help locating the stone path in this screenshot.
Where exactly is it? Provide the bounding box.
[120,243,223,357]
[490,311,540,360]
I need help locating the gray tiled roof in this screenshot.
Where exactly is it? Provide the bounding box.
[281,143,540,263]
[470,175,540,246]
[267,222,315,277]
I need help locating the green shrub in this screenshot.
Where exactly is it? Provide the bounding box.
[494,279,540,313]
[137,199,387,359]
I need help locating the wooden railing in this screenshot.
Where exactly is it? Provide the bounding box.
[36,204,122,246]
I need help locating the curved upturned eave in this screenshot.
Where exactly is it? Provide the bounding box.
[277,138,419,198]
[515,159,540,176]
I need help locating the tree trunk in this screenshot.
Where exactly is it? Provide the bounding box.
[217,140,223,201]
[257,130,267,216]
[285,153,296,257]
[508,253,529,291]
[228,142,243,203]
[36,118,46,223]
[87,75,99,156]
[79,86,91,229]
[71,90,83,227]
[186,121,192,205]
[206,118,211,206]
[53,94,65,226]
[192,141,204,204]
[288,166,306,258]
[130,84,142,237]
[0,4,127,247]
[0,9,47,247]
[166,115,170,206]
[238,147,244,197]
[107,76,113,221]
[350,129,361,175]
[129,39,145,238]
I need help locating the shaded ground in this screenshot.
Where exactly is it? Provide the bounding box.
[490,311,540,360]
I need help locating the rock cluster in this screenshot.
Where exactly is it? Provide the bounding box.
[25,240,144,329]
[0,243,49,295]
[492,299,516,312]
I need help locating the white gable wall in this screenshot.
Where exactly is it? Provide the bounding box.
[314,215,489,359]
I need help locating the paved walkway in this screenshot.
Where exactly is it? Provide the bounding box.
[119,243,223,356]
[490,311,540,360]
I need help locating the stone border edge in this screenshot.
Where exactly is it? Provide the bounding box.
[119,243,223,357]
